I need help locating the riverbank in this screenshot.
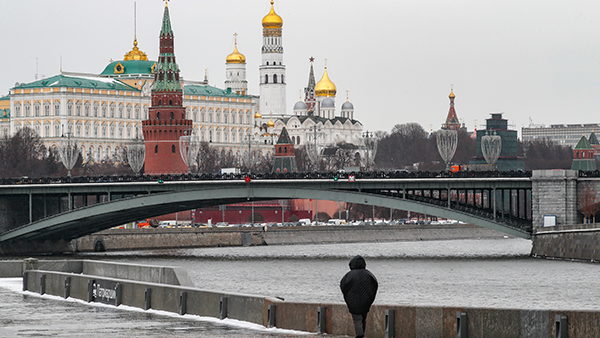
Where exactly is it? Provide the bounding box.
[7,256,597,338]
[75,224,511,252]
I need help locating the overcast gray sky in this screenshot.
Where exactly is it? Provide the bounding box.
[3,0,600,135]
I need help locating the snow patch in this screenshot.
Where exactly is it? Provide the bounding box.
[0,278,310,335]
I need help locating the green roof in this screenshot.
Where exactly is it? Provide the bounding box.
[161,5,173,37]
[276,127,292,144]
[100,60,157,76]
[184,84,248,98]
[0,95,9,101]
[13,74,140,91]
[574,135,593,150]
[589,132,599,145]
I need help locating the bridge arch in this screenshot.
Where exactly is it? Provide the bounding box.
[0,186,531,244]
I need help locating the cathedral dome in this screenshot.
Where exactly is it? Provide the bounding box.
[449,89,455,99]
[226,44,246,64]
[267,118,275,127]
[294,100,307,110]
[342,101,354,110]
[255,111,263,119]
[262,1,283,28]
[322,97,335,108]
[315,67,337,97]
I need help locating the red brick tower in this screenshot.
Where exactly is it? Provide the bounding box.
[142,3,192,174]
[304,57,317,112]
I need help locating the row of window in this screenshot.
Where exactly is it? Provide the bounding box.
[574,150,595,159]
[190,110,252,124]
[13,102,147,120]
[13,102,255,125]
[16,123,139,140]
[80,145,124,163]
[264,74,284,84]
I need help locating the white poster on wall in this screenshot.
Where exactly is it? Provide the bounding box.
[543,215,557,227]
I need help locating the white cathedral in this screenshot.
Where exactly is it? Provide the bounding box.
[229,0,365,152]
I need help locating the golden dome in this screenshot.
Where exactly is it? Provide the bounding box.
[449,89,455,98]
[267,118,275,128]
[262,1,283,28]
[124,39,148,61]
[315,67,337,97]
[255,111,262,119]
[226,35,246,64]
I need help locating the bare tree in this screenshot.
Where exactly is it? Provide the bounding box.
[522,138,572,170]
[196,141,219,174]
[0,127,52,178]
[579,184,600,223]
[294,146,311,171]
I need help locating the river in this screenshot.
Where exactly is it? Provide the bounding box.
[1,237,599,337]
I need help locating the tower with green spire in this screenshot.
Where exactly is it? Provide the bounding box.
[571,135,596,171]
[142,2,192,175]
[272,127,298,173]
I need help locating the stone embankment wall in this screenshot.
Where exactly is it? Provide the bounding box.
[262,224,506,245]
[531,223,600,262]
[74,225,507,252]
[0,259,194,286]
[12,259,600,338]
[75,228,266,252]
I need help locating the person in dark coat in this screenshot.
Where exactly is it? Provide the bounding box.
[340,255,378,338]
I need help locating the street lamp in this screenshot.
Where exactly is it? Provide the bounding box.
[436,129,458,171]
[59,126,79,178]
[482,131,502,167]
[127,134,145,176]
[306,125,323,171]
[362,130,376,171]
[179,132,199,174]
[244,132,259,174]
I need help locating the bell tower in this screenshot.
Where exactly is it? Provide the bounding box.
[142,2,192,174]
[259,0,287,118]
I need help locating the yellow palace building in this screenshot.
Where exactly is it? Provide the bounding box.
[0,32,261,163]
[0,1,364,167]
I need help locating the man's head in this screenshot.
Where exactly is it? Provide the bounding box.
[349,255,366,270]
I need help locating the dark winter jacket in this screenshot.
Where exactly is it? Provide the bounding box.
[340,255,378,314]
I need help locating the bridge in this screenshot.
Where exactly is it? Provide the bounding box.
[0,170,538,254]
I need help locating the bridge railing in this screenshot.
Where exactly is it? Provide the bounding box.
[0,170,533,186]
[373,189,532,233]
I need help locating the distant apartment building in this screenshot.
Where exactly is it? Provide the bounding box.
[521,124,600,147]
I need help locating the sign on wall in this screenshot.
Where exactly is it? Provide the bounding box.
[90,279,121,305]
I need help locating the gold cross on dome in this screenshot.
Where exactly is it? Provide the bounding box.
[234,32,238,45]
